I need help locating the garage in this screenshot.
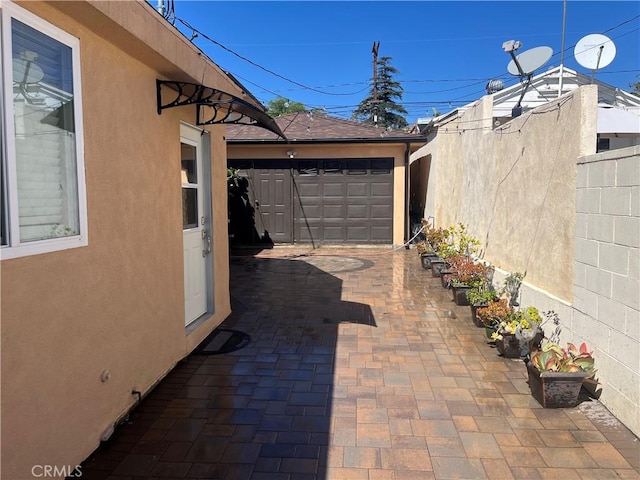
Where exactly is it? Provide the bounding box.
[226,112,426,246]
[228,158,393,245]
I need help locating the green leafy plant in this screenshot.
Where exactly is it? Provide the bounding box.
[466,286,499,306]
[415,240,435,255]
[530,342,596,379]
[436,223,481,259]
[423,221,449,254]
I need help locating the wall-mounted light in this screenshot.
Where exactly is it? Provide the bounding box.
[287,149,297,159]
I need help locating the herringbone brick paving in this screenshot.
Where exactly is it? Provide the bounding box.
[81,247,640,479]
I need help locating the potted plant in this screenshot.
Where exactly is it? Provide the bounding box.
[446,257,487,306]
[415,241,438,269]
[467,287,500,326]
[527,341,597,408]
[491,307,544,358]
[477,298,512,340]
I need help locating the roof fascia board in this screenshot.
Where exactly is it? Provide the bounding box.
[40,0,249,101]
[227,138,426,146]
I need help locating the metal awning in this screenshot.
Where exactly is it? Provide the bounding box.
[156,80,286,140]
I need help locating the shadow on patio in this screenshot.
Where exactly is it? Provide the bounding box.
[80,252,377,479]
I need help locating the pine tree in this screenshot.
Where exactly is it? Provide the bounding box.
[352,56,408,130]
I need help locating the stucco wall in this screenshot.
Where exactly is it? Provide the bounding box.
[1,2,231,477]
[417,86,597,301]
[573,145,640,436]
[228,143,410,246]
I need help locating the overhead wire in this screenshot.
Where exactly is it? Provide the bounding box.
[172,11,638,120]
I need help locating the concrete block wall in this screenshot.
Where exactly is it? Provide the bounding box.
[574,145,640,437]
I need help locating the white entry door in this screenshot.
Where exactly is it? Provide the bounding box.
[181,124,210,326]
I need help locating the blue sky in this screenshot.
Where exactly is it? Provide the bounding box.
[165,1,640,124]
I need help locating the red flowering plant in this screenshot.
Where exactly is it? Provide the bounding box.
[443,255,489,288]
[477,298,513,328]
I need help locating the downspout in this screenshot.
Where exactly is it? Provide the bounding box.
[404,142,411,249]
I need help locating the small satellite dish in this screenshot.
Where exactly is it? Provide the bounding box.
[574,34,616,71]
[13,58,44,84]
[507,46,553,76]
[486,79,505,94]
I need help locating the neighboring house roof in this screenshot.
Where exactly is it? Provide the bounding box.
[412,66,640,134]
[226,112,422,143]
[598,103,640,136]
[490,65,640,118]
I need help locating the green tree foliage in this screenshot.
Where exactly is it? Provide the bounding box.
[266,97,306,117]
[352,56,408,130]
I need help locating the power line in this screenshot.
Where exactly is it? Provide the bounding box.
[175,17,360,96]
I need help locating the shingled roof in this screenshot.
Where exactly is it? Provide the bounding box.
[226,112,420,142]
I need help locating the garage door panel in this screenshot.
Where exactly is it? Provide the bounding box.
[347,183,368,197]
[323,183,344,197]
[371,182,393,197]
[324,226,345,240]
[298,183,320,197]
[371,204,392,219]
[347,226,368,241]
[371,225,392,240]
[302,204,322,220]
[323,205,345,219]
[297,225,321,241]
[347,204,368,219]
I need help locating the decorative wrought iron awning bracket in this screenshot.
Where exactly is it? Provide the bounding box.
[156,80,286,140]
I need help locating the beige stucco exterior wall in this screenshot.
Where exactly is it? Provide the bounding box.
[228,143,411,246]
[412,86,597,301]
[1,2,232,477]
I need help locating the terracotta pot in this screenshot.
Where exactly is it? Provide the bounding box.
[526,362,589,408]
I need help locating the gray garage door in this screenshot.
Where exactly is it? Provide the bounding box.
[229,158,394,245]
[293,158,393,244]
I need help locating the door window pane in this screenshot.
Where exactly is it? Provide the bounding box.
[182,188,198,229]
[181,143,197,184]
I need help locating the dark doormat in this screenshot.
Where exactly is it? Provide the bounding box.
[193,328,251,355]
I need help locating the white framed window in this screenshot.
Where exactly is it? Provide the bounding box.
[1,2,87,259]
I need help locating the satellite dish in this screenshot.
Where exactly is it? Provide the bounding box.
[575,34,616,71]
[13,58,44,84]
[507,46,553,76]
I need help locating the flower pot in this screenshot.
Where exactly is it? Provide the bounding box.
[496,334,521,358]
[496,328,545,358]
[420,254,439,270]
[441,270,454,288]
[526,362,589,408]
[451,285,472,306]
[430,259,447,277]
[485,325,497,339]
[470,303,488,327]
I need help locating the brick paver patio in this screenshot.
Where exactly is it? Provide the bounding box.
[80,247,640,479]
